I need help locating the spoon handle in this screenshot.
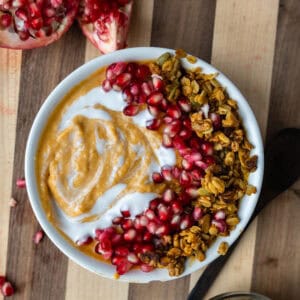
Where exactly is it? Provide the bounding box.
[188,128,300,300]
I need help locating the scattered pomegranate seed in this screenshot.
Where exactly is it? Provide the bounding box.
[162,189,175,203]
[1,281,14,297]
[121,219,133,231]
[171,201,183,214]
[111,233,123,245]
[33,230,44,244]
[161,165,173,181]
[167,105,182,119]
[129,83,140,95]
[204,155,215,166]
[16,178,26,188]
[214,210,226,220]
[140,263,154,272]
[192,207,203,221]
[160,98,168,111]
[106,62,127,81]
[115,246,129,257]
[9,197,17,207]
[146,118,161,130]
[180,215,193,230]
[121,210,131,218]
[123,228,137,241]
[178,98,192,112]
[152,172,164,183]
[190,169,204,182]
[126,62,138,74]
[141,82,152,96]
[123,104,139,116]
[183,118,192,129]
[147,91,163,106]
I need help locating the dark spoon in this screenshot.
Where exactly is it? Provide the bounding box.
[188,128,300,300]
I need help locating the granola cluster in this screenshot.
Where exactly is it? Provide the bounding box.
[147,51,258,276]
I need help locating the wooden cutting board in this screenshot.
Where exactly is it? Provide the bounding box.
[1,1,299,299]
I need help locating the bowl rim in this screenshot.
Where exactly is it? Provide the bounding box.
[25,46,264,283]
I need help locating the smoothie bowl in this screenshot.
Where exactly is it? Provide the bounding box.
[25,47,263,282]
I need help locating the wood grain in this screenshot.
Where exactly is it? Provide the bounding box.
[190,0,279,297]
[0,49,21,300]
[129,1,216,299]
[252,0,300,298]
[5,25,86,300]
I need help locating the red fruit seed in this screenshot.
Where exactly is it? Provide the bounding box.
[123,104,139,116]
[152,172,164,183]
[33,230,44,244]
[16,178,26,188]
[1,281,14,297]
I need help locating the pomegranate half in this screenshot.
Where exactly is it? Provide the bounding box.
[77,0,133,54]
[0,0,79,50]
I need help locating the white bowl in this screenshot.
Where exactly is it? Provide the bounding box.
[25,47,264,283]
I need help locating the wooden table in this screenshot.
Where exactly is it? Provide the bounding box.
[1,1,299,299]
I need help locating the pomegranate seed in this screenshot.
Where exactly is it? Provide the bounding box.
[179,128,192,140]
[160,98,168,111]
[171,201,183,214]
[1,282,14,297]
[178,99,192,112]
[15,8,28,21]
[180,215,193,230]
[0,14,12,28]
[122,219,133,230]
[210,112,222,130]
[152,75,164,91]
[133,217,143,230]
[139,215,149,227]
[204,155,215,166]
[172,135,186,151]
[126,62,138,74]
[50,0,63,8]
[157,204,170,221]
[146,118,161,130]
[178,192,192,205]
[100,238,112,251]
[136,65,151,80]
[116,260,133,275]
[161,165,173,181]
[183,118,192,129]
[143,231,152,242]
[152,172,164,183]
[102,249,113,260]
[164,120,182,137]
[112,216,123,225]
[31,17,43,30]
[140,264,154,272]
[106,62,127,81]
[127,252,139,264]
[167,105,182,119]
[164,116,173,124]
[194,160,209,170]
[113,72,132,90]
[133,243,142,254]
[148,105,160,116]
[9,197,17,207]
[201,141,214,155]
[185,187,199,198]
[214,210,226,220]
[123,104,139,116]
[180,170,192,186]
[137,94,147,104]
[172,166,181,179]
[155,224,170,236]
[33,230,44,244]
[112,255,124,265]
[115,246,129,257]
[102,79,112,92]
[124,228,137,241]
[140,244,154,253]
[170,214,181,226]
[96,227,115,240]
[111,233,123,245]
[0,276,5,289]
[141,82,152,96]
[130,83,140,95]
[193,207,203,221]
[212,220,227,233]
[162,134,173,148]
[76,236,93,246]
[146,221,158,234]
[147,92,163,106]
[149,198,160,210]
[190,137,202,150]
[162,189,175,203]
[145,209,156,220]
[184,152,203,163]
[121,210,131,218]
[28,3,41,18]
[16,178,26,188]
[190,169,204,182]
[182,159,193,170]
